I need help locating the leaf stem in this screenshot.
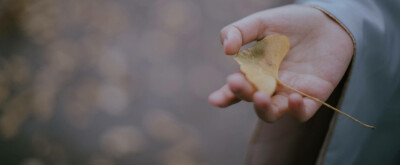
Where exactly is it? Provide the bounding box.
[278,80,375,130]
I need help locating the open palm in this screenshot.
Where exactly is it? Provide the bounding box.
[209,5,353,122]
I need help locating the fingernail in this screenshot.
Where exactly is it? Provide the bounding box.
[209,92,223,102]
[223,29,234,46]
[226,29,234,41]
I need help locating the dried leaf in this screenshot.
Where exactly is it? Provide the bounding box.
[234,34,289,95]
[234,34,375,129]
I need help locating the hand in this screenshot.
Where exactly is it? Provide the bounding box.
[208,5,353,122]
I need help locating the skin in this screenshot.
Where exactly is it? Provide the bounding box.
[208,4,353,123]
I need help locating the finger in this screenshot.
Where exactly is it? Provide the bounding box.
[288,93,321,122]
[227,73,255,102]
[288,93,307,122]
[253,92,288,122]
[302,97,322,120]
[220,26,242,55]
[220,13,266,55]
[208,84,240,108]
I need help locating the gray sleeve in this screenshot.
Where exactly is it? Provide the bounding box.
[293,1,400,165]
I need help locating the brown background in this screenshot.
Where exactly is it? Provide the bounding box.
[0,0,292,164]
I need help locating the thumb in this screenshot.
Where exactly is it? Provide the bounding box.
[220,12,267,55]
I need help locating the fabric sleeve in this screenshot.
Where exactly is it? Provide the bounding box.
[293,1,400,165]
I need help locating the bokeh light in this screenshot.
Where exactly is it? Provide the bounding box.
[0,0,293,164]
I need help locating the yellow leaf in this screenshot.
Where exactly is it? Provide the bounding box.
[234,34,289,95]
[234,34,375,129]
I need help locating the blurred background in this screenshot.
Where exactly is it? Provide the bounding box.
[0,0,292,164]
